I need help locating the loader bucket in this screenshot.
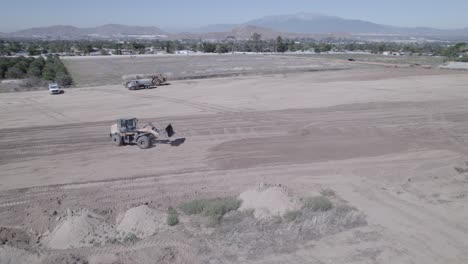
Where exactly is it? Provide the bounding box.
[165,124,175,138]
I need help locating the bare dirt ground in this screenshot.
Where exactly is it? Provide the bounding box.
[63,53,426,87]
[62,53,356,87]
[1,62,468,263]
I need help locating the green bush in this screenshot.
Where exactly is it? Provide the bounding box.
[456,55,468,62]
[167,207,179,226]
[283,210,302,222]
[55,71,73,86]
[320,188,336,197]
[180,197,241,224]
[27,65,42,78]
[41,63,56,80]
[303,196,333,212]
[5,66,24,79]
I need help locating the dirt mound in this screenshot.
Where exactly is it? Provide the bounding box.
[0,246,41,264]
[46,209,116,249]
[117,205,165,239]
[239,183,300,219]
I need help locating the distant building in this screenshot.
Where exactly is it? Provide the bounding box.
[89,51,102,56]
[175,50,195,55]
[15,50,28,56]
[382,51,402,56]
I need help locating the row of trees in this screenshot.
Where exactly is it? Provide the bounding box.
[0,55,72,85]
[1,37,467,58]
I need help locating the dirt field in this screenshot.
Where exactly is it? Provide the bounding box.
[62,54,356,87]
[1,63,468,263]
[62,53,444,88]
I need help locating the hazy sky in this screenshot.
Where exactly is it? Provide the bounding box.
[1,0,467,32]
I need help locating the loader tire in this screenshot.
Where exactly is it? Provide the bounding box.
[153,78,161,86]
[137,135,151,149]
[112,134,123,146]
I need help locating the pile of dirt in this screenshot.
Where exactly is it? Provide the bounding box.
[238,183,300,220]
[117,205,165,239]
[46,209,116,249]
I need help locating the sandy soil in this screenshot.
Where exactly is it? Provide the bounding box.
[61,53,358,87]
[1,66,468,263]
[440,61,468,70]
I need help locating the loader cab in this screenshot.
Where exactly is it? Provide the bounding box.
[118,118,138,133]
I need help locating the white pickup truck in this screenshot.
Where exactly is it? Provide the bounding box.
[48,83,63,94]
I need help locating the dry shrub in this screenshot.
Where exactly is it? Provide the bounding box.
[180,197,241,224]
[212,202,366,261]
[167,207,179,226]
[283,210,302,222]
[303,196,333,211]
[320,188,336,197]
[19,77,48,88]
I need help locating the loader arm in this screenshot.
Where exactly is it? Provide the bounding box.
[138,123,175,138]
[138,126,160,138]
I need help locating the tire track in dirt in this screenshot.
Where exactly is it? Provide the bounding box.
[0,167,216,209]
[37,233,198,263]
[99,89,237,114]
[23,97,80,123]
[350,184,468,262]
[0,110,293,165]
[98,88,292,125]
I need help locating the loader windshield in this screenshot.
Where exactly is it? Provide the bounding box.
[119,118,137,131]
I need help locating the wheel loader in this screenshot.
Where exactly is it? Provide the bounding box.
[110,118,174,149]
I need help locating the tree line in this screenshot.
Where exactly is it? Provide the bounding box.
[0,55,72,86]
[1,37,467,59]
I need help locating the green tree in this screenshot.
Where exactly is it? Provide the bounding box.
[215,44,229,53]
[202,42,216,53]
[55,71,73,86]
[5,66,25,79]
[27,45,40,56]
[42,64,55,80]
[165,41,175,53]
[288,40,297,52]
[27,65,42,78]
[251,33,262,52]
[276,36,287,52]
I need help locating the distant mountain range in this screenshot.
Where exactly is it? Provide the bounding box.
[172,25,317,40]
[246,13,389,34]
[9,24,168,39]
[3,13,468,41]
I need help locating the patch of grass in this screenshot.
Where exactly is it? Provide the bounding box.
[456,55,468,62]
[303,196,333,212]
[283,210,302,222]
[180,197,242,224]
[167,207,179,226]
